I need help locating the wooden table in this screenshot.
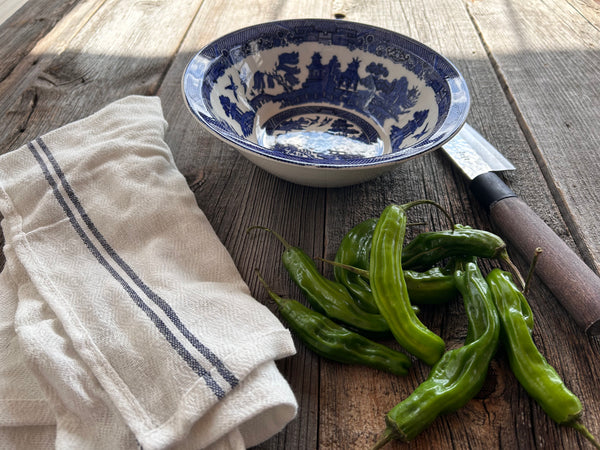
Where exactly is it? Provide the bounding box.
[1,0,599,448]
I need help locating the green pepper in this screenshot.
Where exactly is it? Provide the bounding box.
[334,218,458,309]
[256,271,411,376]
[487,269,600,448]
[373,259,500,447]
[248,226,390,334]
[369,203,445,365]
[334,217,380,313]
[402,224,519,277]
[405,266,458,305]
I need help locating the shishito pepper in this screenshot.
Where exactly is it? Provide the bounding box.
[373,259,500,448]
[404,266,458,305]
[487,269,600,448]
[402,224,522,286]
[255,271,411,376]
[369,203,445,365]
[248,226,390,334]
[334,217,380,313]
[333,218,458,309]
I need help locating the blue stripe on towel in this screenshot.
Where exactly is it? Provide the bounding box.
[34,138,239,390]
[28,138,238,398]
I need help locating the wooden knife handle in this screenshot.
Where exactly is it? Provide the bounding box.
[490,195,600,335]
[469,171,600,334]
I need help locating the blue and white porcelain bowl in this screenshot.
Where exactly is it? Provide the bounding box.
[182,19,470,187]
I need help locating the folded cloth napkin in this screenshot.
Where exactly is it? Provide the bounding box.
[0,95,297,449]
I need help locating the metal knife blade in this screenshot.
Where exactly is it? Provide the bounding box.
[443,123,515,179]
[442,124,600,335]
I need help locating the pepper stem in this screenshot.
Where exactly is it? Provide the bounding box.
[254,269,286,308]
[499,249,526,290]
[523,247,543,296]
[317,257,370,278]
[570,421,600,449]
[371,426,397,450]
[247,225,292,250]
[401,199,454,227]
[407,221,428,227]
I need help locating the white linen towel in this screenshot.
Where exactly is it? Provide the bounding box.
[0,95,297,449]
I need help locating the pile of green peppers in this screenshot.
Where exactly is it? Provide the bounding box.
[250,200,599,449]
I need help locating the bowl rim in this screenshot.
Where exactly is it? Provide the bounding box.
[182,18,470,169]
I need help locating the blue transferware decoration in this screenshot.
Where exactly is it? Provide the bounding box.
[182,19,470,187]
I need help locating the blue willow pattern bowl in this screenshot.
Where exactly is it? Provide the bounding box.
[182,19,470,187]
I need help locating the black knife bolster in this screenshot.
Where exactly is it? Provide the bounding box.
[469,172,517,210]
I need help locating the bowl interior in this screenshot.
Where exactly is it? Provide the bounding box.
[183,20,469,167]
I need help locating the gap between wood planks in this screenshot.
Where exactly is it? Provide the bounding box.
[463,1,600,275]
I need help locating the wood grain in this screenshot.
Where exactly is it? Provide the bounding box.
[0,0,80,83]
[0,0,206,151]
[468,0,600,272]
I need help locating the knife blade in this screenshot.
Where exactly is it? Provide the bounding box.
[443,123,600,335]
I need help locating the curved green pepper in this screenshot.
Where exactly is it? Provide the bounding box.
[402,224,518,276]
[487,269,599,448]
[334,219,458,309]
[256,271,411,376]
[373,259,500,447]
[369,203,445,365]
[249,226,390,334]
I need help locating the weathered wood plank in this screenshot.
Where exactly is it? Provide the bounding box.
[0,0,111,152]
[468,0,600,272]
[567,0,600,26]
[0,0,27,25]
[0,0,81,83]
[0,0,204,153]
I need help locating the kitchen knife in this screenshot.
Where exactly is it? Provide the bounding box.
[443,123,600,335]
